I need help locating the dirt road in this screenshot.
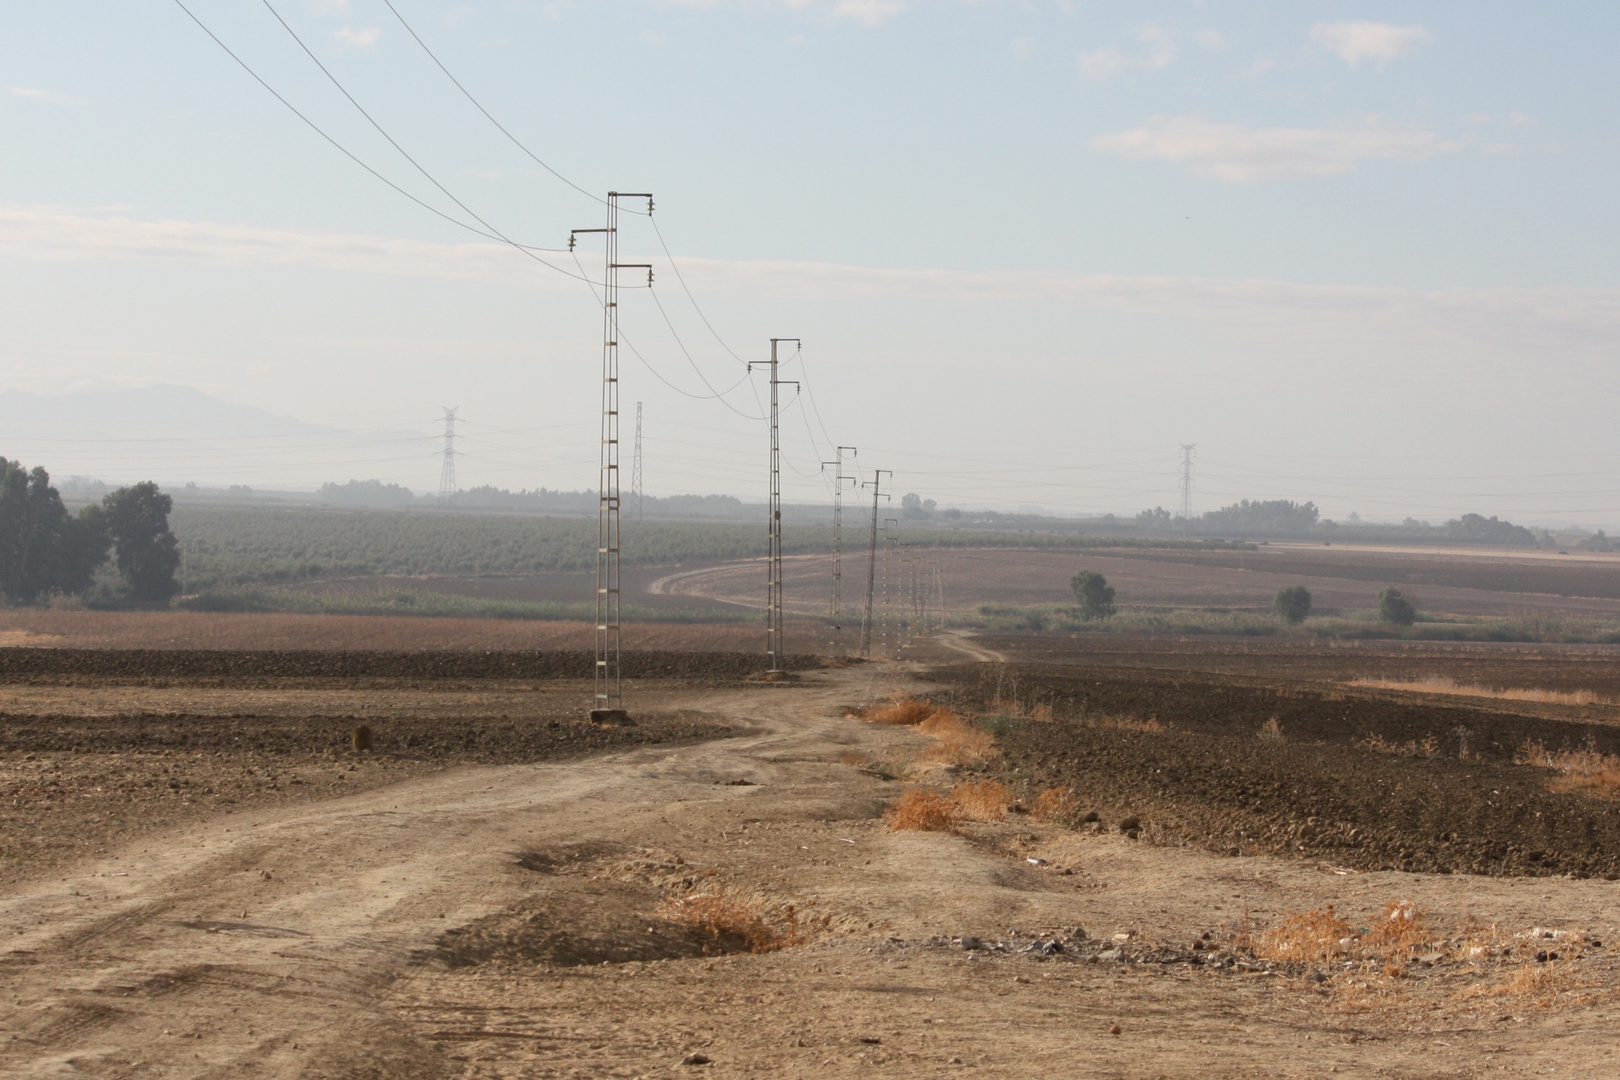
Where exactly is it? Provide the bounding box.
[3,664,1618,1078]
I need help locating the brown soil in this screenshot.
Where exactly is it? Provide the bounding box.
[0,610,774,652]
[2,649,1619,1078]
[0,647,821,683]
[929,658,1620,878]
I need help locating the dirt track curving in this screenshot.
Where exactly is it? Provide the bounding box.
[2,657,1619,1077]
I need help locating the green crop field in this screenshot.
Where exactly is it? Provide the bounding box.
[169,506,1243,591]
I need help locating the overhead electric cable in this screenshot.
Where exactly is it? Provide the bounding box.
[172,0,591,283]
[256,1,590,277]
[379,0,613,211]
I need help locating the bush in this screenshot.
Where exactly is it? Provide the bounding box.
[1272,585,1312,624]
[1378,586,1417,626]
[1069,570,1116,619]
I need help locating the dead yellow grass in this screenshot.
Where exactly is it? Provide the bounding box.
[658,889,805,954]
[917,709,996,765]
[886,788,961,832]
[1082,714,1167,733]
[1358,732,1440,757]
[1516,739,1620,799]
[859,697,938,725]
[1363,898,1431,952]
[1030,786,1081,824]
[949,779,1011,821]
[1455,962,1597,1009]
[1256,905,1355,963]
[1350,675,1611,707]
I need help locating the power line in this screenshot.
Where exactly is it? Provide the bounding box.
[378,0,610,209]
[172,0,591,284]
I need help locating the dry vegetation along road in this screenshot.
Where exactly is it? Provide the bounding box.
[2,661,1618,1078]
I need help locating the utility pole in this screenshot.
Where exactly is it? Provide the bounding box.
[1178,443,1196,520]
[882,518,899,659]
[571,192,654,721]
[749,339,799,673]
[632,401,644,522]
[821,446,858,639]
[438,406,459,504]
[859,469,891,658]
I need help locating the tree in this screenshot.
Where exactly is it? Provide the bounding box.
[1273,585,1312,624]
[1070,570,1116,619]
[900,493,936,520]
[1377,586,1417,626]
[102,482,180,603]
[0,459,109,603]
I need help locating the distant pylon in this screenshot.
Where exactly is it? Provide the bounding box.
[632,401,644,522]
[1178,443,1196,519]
[439,407,459,503]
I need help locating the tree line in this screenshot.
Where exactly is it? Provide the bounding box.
[0,459,180,605]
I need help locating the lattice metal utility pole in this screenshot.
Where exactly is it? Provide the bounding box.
[750,339,800,673]
[632,401,644,522]
[931,557,945,632]
[1178,443,1196,519]
[821,446,858,635]
[438,407,459,503]
[859,470,890,658]
[882,518,899,659]
[571,192,653,720]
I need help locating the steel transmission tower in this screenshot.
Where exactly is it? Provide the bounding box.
[749,339,800,673]
[571,192,654,720]
[632,401,644,522]
[1178,443,1197,519]
[821,446,858,639]
[859,470,890,658]
[438,407,459,503]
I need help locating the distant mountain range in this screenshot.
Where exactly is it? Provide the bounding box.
[0,384,430,492]
[0,384,335,442]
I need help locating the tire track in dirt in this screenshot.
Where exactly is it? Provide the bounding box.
[4,665,1619,1078]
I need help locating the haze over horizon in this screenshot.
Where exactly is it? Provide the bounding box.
[3,3,1616,526]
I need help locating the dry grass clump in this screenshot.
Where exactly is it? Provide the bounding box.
[950,779,1012,821]
[658,889,805,954]
[1082,713,1167,733]
[886,788,962,832]
[1358,732,1440,757]
[1362,899,1429,951]
[1350,675,1610,707]
[916,709,996,765]
[860,697,939,725]
[1516,738,1620,799]
[1455,961,1593,1008]
[1256,905,1355,963]
[1030,786,1082,824]
[886,779,1015,831]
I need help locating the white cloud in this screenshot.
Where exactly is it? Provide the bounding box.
[830,0,906,25]
[7,205,1617,350]
[658,0,905,25]
[1079,23,1175,81]
[334,25,383,49]
[1092,115,1461,183]
[1311,21,1430,69]
[8,86,79,104]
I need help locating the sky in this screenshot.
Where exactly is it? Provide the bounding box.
[2,1,1618,525]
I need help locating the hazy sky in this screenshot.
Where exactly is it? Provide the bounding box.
[3,2,1618,525]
